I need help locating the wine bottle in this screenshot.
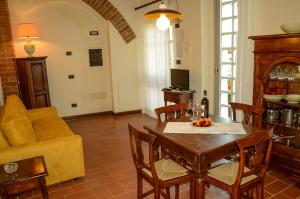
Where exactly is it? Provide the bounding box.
[201,90,209,118]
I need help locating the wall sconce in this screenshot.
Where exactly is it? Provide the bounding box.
[16,23,40,57]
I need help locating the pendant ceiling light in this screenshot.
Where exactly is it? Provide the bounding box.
[144,0,182,31]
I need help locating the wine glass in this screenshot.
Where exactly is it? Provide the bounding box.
[288,68,295,80]
[188,100,197,120]
[278,66,285,80]
[270,68,278,79]
[194,100,203,119]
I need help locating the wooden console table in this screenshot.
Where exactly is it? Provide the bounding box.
[0,156,48,198]
[162,88,196,105]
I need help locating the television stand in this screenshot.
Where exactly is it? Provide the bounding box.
[162,88,196,106]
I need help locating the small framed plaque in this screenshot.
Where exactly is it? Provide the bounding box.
[89,49,103,67]
[90,31,99,36]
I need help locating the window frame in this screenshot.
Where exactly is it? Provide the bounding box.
[215,0,238,118]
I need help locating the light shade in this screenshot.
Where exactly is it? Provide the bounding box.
[16,23,40,38]
[144,3,182,19]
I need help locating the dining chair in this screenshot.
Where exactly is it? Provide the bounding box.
[154,103,189,164]
[229,102,264,128]
[201,128,274,199]
[128,124,194,199]
[155,103,188,124]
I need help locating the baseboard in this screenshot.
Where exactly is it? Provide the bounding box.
[63,111,113,121]
[63,109,142,121]
[113,109,142,116]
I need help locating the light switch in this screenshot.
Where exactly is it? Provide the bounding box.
[68,74,74,79]
[66,51,72,56]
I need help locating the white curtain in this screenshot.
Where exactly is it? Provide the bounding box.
[236,0,255,105]
[142,24,170,117]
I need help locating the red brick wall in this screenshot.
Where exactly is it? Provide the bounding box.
[82,0,136,43]
[0,0,18,97]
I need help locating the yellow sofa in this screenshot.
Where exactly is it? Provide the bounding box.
[0,95,85,185]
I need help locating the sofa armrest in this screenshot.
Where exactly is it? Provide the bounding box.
[27,107,58,121]
[0,135,85,185]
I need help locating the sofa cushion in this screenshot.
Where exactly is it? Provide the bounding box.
[6,95,27,115]
[0,129,10,149]
[0,107,10,149]
[1,95,37,146]
[27,107,58,122]
[33,117,73,141]
[1,117,36,146]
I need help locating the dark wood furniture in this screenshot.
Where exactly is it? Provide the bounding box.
[15,57,51,109]
[0,156,48,198]
[229,102,264,128]
[201,128,273,199]
[144,115,260,198]
[271,136,300,187]
[155,103,188,123]
[128,124,194,199]
[249,34,300,186]
[162,88,195,106]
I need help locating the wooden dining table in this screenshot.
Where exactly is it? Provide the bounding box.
[143,115,260,199]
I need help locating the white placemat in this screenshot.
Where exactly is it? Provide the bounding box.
[163,122,246,135]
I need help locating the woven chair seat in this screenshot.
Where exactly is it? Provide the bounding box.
[207,161,258,186]
[143,158,189,181]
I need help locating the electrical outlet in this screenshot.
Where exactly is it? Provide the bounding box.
[66,51,72,56]
[71,103,77,108]
[68,74,74,79]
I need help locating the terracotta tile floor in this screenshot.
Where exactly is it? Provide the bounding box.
[19,114,299,199]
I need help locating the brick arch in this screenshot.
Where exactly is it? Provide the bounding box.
[82,0,136,43]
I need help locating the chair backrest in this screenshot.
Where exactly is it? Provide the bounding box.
[155,103,188,123]
[128,124,159,180]
[234,128,273,187]
[229,102,264,128]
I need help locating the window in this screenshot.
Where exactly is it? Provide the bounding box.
[218,0,238,118]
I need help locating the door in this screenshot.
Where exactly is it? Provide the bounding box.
[28,59,51,108]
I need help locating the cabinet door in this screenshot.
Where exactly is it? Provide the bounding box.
[28,60,51,108]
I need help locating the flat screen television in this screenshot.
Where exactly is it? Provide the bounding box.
[170,69,189,90]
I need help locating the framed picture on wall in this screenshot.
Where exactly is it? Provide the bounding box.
[89,49,103,67]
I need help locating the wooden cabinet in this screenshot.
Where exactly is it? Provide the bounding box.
[15,57,51,109]
[250,34,300,187]
[162,88,195,106]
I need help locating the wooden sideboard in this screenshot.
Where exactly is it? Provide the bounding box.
[250,34,300,187]
[162,88,195,105]
[15,57,51,109]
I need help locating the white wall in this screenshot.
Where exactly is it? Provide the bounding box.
[9,0,141,116]
[135,0,212,112]
[241,0,300,104]
[253,0,300,35]
[9,0,113,117]
[108,0,140,113]
[179,0,300,112]
[9,0,300,117]
[177,0,300,112]
[172,0,215,113]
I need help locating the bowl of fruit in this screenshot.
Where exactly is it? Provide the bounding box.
[192,117,212,127]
